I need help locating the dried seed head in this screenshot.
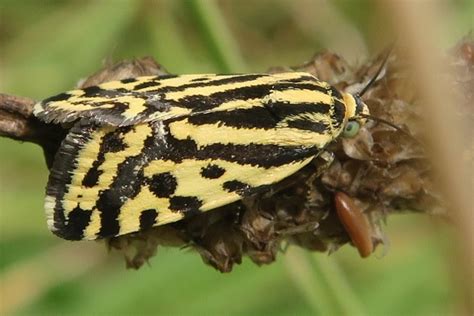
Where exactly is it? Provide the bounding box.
[101,36,474,271]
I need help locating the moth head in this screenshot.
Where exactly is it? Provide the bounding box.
[339,50,417,142]
[341,93,369,138]
[340,48,391,138]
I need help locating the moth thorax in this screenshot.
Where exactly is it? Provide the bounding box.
[342,93,369,122]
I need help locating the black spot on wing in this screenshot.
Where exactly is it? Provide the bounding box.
[201,164,226,179]
[82,85,128,98]
[96,189,122,238]
[43,92,73,103]
[191,77,211,82]
[153,74,179,80]
[55,206,91,240]
[148,172,177,198]
[134,80,161,90]
[82,167,103,188]
[140,209,158,230]
[121,78,137,83]
[222,180,273,199]
[169,196,203,213]
[172,94,221,112]
[102,129,128,152]
[223,180,251,195]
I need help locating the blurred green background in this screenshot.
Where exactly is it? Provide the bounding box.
[0,0,472,315]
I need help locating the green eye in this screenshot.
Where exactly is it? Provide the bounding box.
[343,121,360,138]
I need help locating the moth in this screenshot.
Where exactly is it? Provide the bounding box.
[34,72,371,241]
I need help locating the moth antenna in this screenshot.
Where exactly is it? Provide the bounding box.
[358,47,393,97]
[359,113,421,144]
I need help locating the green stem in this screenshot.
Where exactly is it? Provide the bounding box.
[284,247,337,315]
[312,254,366,316]
[186,0,247,72]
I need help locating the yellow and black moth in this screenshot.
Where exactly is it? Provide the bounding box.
[33,72,369,241]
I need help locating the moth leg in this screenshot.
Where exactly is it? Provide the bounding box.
[306,150,335,186]
[315,150,335,175]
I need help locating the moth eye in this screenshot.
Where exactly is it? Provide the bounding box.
[343,121,360,138]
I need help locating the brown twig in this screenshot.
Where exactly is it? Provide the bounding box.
[0,93,36,140]
[0,93,66,168]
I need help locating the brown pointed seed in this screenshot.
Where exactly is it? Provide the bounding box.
[334,191,373,258]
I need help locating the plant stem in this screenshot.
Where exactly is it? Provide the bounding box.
[312,254,366,316]
[186,0,247,73]
[284,247,336,315]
